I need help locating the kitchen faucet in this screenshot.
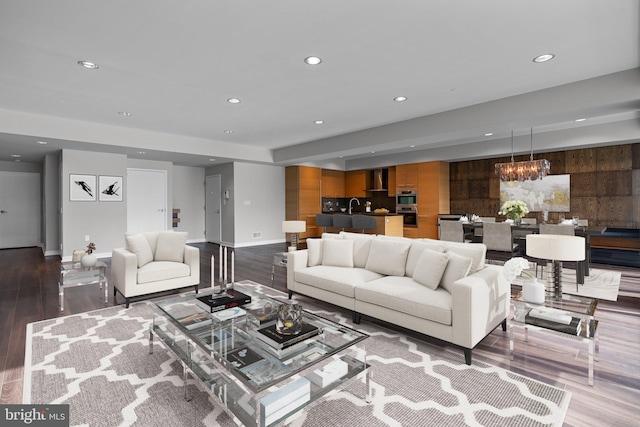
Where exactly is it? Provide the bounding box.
[348,197,360,215]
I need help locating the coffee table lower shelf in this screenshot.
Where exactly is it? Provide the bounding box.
[149,323,370,427]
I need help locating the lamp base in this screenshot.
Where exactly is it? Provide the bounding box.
[545,260,563,298]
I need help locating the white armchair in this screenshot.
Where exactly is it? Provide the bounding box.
[112,231,200,307]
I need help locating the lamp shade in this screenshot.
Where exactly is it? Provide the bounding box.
[282,220,306,233]
[526,234,585,261]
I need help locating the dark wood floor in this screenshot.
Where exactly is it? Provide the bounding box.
[1,243,638,426]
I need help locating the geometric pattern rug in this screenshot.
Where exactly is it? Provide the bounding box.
[24,281,571,427]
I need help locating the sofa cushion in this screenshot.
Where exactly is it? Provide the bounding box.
[306,238,323,267]
[322,239,354,268]
[155,231,188,262]
[322,233,342,239]
[295,266,383,298]
[356,276,452,325]
[412,249,449,290]
[365,238,411,276]
[340,232,375,268]
[405,240,446,277]
[440,252,473,293]
[137,261,191,284]
[443,241,486,272]
[125,233,154,268]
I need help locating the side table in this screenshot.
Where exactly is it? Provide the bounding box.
[59,260,108,312]
[271,252,288,286]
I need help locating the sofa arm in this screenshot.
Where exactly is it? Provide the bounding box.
[450,264,510,348]
[286,250,309,291]
[184,245,200,283]
[111,248,139,297]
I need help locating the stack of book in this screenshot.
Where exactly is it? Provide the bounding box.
[250,322,321,353]
[259,377,310,426]
[196,289,251,313]
[176,312,212,330]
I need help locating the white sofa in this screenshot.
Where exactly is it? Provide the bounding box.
[287,232,509,364]
[112,231,200,307]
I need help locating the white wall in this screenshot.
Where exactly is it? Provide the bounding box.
[233,163,285,247]
[43,153,60,255]
[172,165,205,241]
[206,163,235,246]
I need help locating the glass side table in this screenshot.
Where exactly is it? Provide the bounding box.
[271,252,288,286]
[59,260,108,312]
[510,291,599,386]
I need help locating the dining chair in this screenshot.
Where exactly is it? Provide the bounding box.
[482,222,519,261]
[474,217,496,240]
[539,224,575,235]
[439,221,470,243]
[521,218,537,225]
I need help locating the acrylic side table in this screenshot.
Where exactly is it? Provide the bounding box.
[59,260,108,312]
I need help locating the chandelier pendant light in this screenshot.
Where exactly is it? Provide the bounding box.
[495,128,550,181]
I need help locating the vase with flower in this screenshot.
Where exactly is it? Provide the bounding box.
[81,242,97,268]
[498,200,529,225]
[503,257,545,304]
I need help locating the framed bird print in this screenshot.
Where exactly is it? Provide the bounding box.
[98,175,123,201]
[70,174,97,201]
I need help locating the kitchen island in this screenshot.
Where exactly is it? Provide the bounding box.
[320,212,404,237]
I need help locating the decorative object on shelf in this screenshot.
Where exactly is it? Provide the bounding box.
[282,220,306,252]
[81,242,97,267]
[504,257,545,304]
[526,234,586,298]
[72,249,85,263]
[495,128,550,181]
[498,200,529,224]
[275,303,303,335]
[365,201,372,212]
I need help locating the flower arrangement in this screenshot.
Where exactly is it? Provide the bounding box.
[498,200,529,221]
[502,257,534,282]
[85,242,96,254]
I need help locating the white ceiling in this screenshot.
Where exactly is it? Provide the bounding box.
[0,0,638,169]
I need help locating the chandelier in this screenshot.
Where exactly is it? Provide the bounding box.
[495,129,550,181]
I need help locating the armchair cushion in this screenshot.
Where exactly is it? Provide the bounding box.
[155,231,187,262]
[125,233,154,268]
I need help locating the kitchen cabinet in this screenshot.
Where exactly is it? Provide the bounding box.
[321,169,345,197]
[387,166,396,196]
[417,161,450,239]
[395,163,418,189]
[286,166,322,240]
[345,170,370,197]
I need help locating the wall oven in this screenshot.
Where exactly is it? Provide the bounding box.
[396,190,417,207]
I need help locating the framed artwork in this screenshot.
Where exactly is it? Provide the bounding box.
[500,174,570,212]
[99,175,123,201]
[69,174,96,201]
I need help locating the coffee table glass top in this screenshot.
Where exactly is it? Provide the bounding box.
[151,283,368,393]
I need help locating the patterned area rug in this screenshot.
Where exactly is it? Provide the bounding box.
[24,281,570,427]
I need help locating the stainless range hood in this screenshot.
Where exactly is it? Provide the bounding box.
[367,168,388,191]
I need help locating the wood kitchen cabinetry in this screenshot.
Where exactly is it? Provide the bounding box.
[286,166,322,240]
[417,161,450,239]
[345,170,370,197]
[387,166,396,196]
[321,169,345,197]
[395,163,418,189]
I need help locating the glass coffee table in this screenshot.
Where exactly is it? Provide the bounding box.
[149,281,370,427]
[510,291,599,386]
[59,260,108,312]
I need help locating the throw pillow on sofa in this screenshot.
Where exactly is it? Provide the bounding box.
[125,233,154,268]
[306,238,323,266]
[405,240,446,277]
[365,238,412,276]
[412,249,449,290]
[340,231,374,268]
[322,239,354,268]
[155,231,188,262]
[439,252,473,293]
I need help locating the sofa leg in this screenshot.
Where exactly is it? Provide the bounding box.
[125,298,131,309]
[464,348,472,365]
[352,312,361,324]
[288,290,293,299]
[501,318,507,331]
[194,285,199,294]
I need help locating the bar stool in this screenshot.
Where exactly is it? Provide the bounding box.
[332,214,352,231]
[351,215,377,233]
[315,214,334,233]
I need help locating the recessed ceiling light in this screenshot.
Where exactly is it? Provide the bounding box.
[370,151,376,154]
[14,159,21,162]
[533,53,555,63]
[394,96,407,102]
[223,129,233,134]
[137,151,146,155]
[36,140,48,145]
[575,118,587,122]
[209,158,216,162]
[77,60,99,69]
[118,111,132,116]
[313,120,324,125]
[484,133,494,137]
[11,154,21,158]
[227,98,241,104]
[409,145,416,148]
[304,56,322,65]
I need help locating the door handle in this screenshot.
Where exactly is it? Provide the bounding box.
[157,209,165,212]
[0,210,7,213]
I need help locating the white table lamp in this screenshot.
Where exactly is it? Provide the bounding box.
[526,234,585,298]
[282,220,306,251]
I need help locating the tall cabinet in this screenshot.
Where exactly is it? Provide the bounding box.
[417,161,450,239]
[286,166,322,241]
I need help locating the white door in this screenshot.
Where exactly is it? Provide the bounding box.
[127,168,167,232]
[205,174,221,243]
[0,171,41,248]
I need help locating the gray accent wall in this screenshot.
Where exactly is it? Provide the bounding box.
[172,165,205,241]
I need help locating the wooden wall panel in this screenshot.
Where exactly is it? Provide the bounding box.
[597,196,634,227]
[570,197,599,223]
[467,159,491,180]
[596,170,633,196]
[570,172,598,197]
[468,178,490,198]
[597,145,633,171]
[565,148,596,173]
[450,179,468,200]
[633,143,640,169]
[633,169,640,196]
